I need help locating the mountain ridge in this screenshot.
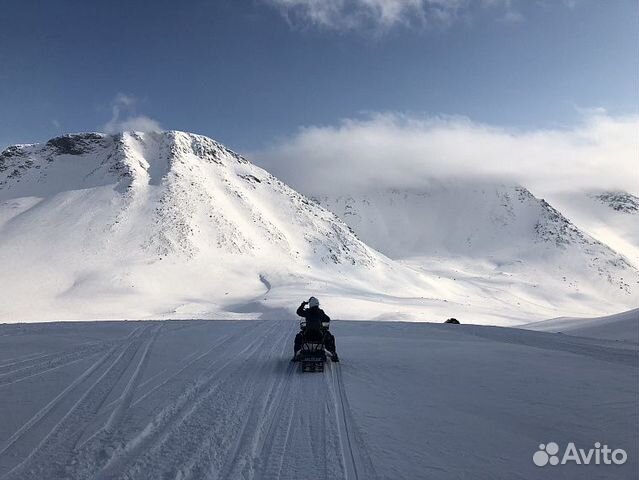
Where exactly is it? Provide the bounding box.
[2,131,435,322]
[1,131,636,323]
[315,184,638,301]
[1,131,375,264]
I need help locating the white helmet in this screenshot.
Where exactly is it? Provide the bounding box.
[308,296,320,308]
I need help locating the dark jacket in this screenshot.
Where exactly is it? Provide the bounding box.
[296,303,331,332]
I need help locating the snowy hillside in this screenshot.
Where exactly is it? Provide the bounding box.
[524,307,639,342]
[548,190,639,268]
[316,184,639,319]
[0,319,636,480]
[0,132,441,322]
[1,132,636,324]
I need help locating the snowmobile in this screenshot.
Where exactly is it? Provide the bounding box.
[293,322,338,372]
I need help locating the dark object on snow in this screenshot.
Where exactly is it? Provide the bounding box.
[293,333,327,372]
[293,298,339,371]
[444,318,460,324]
[296,299,330,332]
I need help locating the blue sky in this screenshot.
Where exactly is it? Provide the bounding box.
[0,0,636,152]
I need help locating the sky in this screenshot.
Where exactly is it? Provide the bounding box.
[1,0,637,194]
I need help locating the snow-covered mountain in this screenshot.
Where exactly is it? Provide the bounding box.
[1,132,636,324]
[0,131,438,322]
[547,190,639,268]
[315,183,639,319]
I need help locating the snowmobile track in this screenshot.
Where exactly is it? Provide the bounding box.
[87,321,273,480]
[2,319,638,480]
[0,321,379,480]
[0,326,154,463]
[1,325,157,479]
[257,361,301,480]
[330,365,379,480]
[215,327,295,480]
[0,333,138,388]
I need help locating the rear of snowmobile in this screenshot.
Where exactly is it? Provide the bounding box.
[296,320,336,372]
[299,340,327,372]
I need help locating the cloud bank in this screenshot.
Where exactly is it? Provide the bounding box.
[102,93,162,134]
[252,112,639,196]
[265,0,523,31]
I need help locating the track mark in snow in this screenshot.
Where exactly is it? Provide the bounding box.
[0,332,145,388]
[88,321,271,480]
[0,328,156,473]
[1,321,379,480]
[72,346,205,452]
[104,325,161,433]
[2,325,156,480]
[127,327,250,409]
[0,351,105,388]
[255,361,298,480]
[331,365,379,480]
[0,351,48,369]
[67,325,163,472]
[0,348,116,465]
[254,329,349,480]
[215,328,294,480]
[150,323,287,480]
[98,346,203,415]
[74,335,231,448]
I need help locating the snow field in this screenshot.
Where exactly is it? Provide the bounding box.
[0,319,636,480]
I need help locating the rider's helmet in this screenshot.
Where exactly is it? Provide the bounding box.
[308,296,320,308]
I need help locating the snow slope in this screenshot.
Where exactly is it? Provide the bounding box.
[0,132,445,322]
[316,184,639,321]
[524,308,639,343]
[0,319,636,480]
[548,190,639,268]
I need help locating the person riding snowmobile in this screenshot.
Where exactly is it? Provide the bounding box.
[292,296,339,362]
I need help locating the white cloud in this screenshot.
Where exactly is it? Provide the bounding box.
[252,112,639,196]
[101,93,162,134]
[265,0,521,31]
[112,92,136,107]
[107,115,162,133]
[498,9,524,23]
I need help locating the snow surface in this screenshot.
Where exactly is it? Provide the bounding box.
[524,307,639,343]
[0,319,636,480]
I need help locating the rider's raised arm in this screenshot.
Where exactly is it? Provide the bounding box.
[296,302,308,318]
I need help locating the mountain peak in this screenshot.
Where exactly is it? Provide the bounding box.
[0,131,252,194]
[593,191,639,214]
